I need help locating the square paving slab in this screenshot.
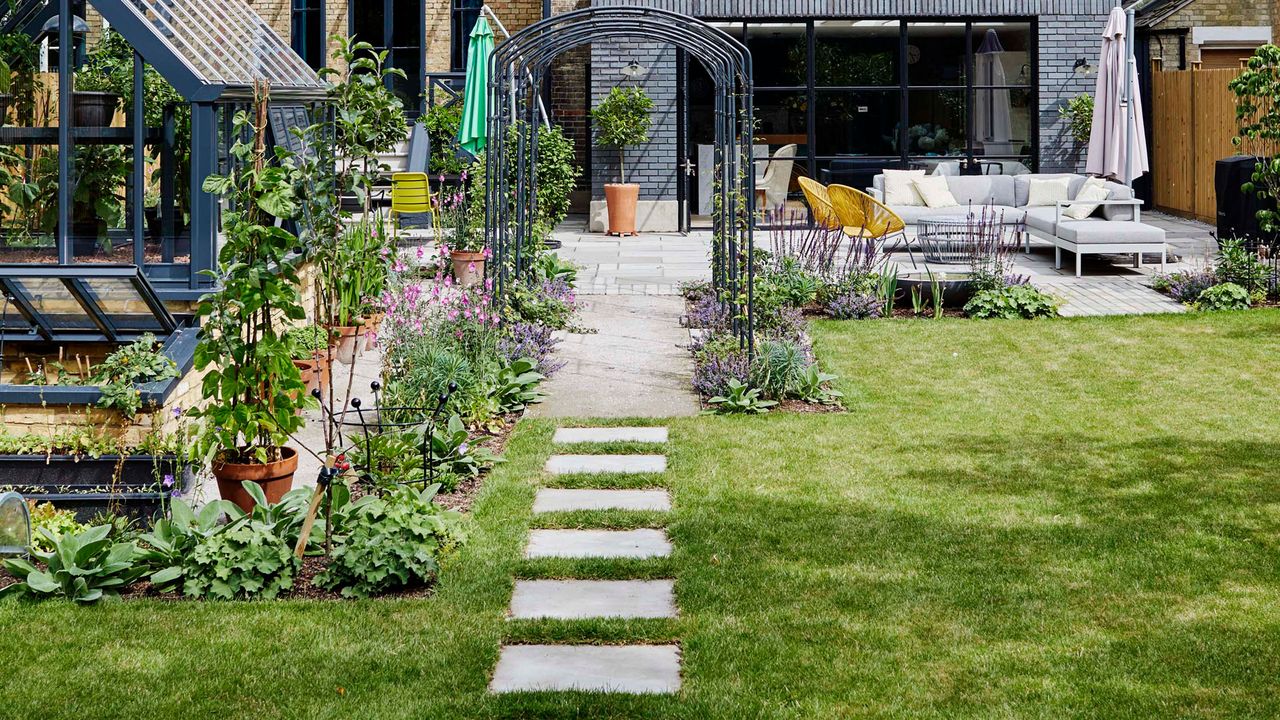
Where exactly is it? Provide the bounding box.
[509,579,677,619]
[524,529,672,559]
[533,488,671,513]
[552,427,669,444]
[545,454,667,475]
[489,645,681,694]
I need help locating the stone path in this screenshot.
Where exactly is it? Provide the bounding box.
[1033,276,1187,317]
[489,425,681,695]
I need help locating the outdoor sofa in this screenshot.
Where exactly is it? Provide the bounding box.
[869,173,1166,276]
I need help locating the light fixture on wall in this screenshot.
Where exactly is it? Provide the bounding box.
[1073,57,1096,75]
[621,60,646,79]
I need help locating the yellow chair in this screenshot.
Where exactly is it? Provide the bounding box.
[390,172,431,227]
[826,183,916,268]
[796,176,845,233]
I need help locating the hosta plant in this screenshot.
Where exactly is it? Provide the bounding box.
[1,525,144,603]
[316,484,467,599]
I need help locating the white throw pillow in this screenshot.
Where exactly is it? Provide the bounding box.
[883,169,927,206]
[1063,180,1110,220]
[1025,177,1072,207]
[912,176,960,208]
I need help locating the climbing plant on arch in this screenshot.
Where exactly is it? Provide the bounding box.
[484,6,756,350]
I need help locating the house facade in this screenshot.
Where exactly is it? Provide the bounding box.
[238,0,1121,230]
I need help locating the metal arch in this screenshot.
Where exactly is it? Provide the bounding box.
[484,7,755,352]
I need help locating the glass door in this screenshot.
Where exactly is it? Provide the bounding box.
[351,0,425,116]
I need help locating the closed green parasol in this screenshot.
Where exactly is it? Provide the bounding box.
[457,15,494,155]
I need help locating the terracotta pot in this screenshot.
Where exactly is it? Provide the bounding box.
[362,312,385,351]
[450,250,486,289]
[212,447,299,513]
[311,351,330,394]
[292,358,317,397]
[604,183,640,236]
[330,324,362,364]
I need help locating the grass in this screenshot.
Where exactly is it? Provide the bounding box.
[3,311,1280,718]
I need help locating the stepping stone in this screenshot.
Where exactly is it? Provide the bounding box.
[553,427,668,444]
[509,579,676,619]
[524,529,672,559]
[533,488,670,513]
[546,454,666,475]
[489,645,681,694]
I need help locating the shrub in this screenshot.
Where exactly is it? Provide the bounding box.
[1,525,144,603]
[184,518,298,600]
[592,85,654,183]
[750,339,812,399]
[316,485,467,599]
[964,284,1059,319]
[824,290,882,320]
[509,279,578,330]
[1215,238,1271,296]
[286,324,329,359]
[1196,282,1251,311]
[422,103,466,176]
[1059,93,1094,144]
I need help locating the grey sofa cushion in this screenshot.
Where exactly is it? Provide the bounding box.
[893,204,1024,225]
[1014,174,1083,207]
[1021,206,1059,234]
[944,175,1016,207]
[1100,181,1136,221]
[1054,219,1166,245]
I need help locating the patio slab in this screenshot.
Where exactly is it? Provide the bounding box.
[553,427,669,444]
[489,645,681,694]
[524,529,672,559]
[532,488,671,513]
[508,579,677,619]
[546,454,667,475]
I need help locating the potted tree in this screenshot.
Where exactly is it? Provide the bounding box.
[191,89,310,513]
[592,85,653,236]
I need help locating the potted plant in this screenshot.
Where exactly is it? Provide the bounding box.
[286,324,330,394]
[191,91,310,513]
[433,179,486,287]
[69,145,128,254]
[591,85,654,236]
[72,69,120,127]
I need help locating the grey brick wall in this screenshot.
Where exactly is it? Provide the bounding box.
[581,0,1113,198]
[590,41,679,200]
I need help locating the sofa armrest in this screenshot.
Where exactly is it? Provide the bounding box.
[869,188,884,202]
[1055,198,1144,223]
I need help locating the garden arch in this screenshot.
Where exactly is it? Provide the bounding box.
[484,7,756,350]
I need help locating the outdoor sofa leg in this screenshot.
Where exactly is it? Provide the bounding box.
[1161,246,1166,272]
[1076,251,1082,278]
[1133,252,1140,269]
[1055,246,1061,269]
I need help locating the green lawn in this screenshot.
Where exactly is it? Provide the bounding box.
[3,311,1280,718]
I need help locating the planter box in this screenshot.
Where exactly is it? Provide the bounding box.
[0,454,181,522]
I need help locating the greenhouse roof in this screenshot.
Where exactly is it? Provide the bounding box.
[91,0,326,101]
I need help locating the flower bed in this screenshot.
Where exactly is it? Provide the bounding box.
[1153,238,1278,311]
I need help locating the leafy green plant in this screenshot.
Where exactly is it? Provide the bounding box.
[490,358,546,413]
[877,267,899,316]
[286,324,330,360]
[910,286,926,316]
[316,484,467,598]
[1230,45,1280,233]
[422,102,467,176]
[794,365,843,406]
[183,516,298,600]
[91,333,179,417]
[429,414,499,479]
[1196,282,1251,311]
[26,501,86,553]
[750,339,810,399]
[705,379,777,415]
[964,283,1059,319]
[134,498,241,593]
[928,269,947,319]
[192,95,310,468]
[1059,93,1093,144]
[1,525,144,603]
[333,219,393,325]
[1214,238,1271,297]
[592,85,654,183]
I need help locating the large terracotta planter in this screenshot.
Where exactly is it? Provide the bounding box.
[330,324,362,364]
[450,250,486,289]
[604,183,640,236]
[212,447,299,513]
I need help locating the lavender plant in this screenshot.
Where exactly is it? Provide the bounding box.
[823,291,882,320]
[498,322,565,377]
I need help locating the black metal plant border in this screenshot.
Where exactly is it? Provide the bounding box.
[483,6,756,351]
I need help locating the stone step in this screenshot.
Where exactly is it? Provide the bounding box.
[509,579,676,620]
[533,488,671,513]
[545,454,667,475]
[489,645,681,694]
[524,529,672,559]
[553,427,669,444]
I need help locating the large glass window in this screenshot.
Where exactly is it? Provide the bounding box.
[351,0,424,114]
[452,0,484,71]
[291,0,325,70]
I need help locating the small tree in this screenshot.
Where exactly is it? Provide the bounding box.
[1229,44,1280,232]
[592,85,653,184]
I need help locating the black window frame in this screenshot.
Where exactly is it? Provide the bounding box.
[451,0,484,72]
[348,0,427,117]
[291,0,326,71]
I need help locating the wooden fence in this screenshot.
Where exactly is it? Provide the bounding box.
[1150,66,1242,223]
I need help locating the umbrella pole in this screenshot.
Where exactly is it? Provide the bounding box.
[482,4,551,128]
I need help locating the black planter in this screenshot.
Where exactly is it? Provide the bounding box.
[0,454,181,522]
[72,91,120,127]
[896,272,977,308]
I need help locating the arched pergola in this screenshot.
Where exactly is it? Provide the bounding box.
[485,7,756,350]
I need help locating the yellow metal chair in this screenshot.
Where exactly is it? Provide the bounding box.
[390,172,431,227]
[826,183,916,268]
[797,176,846,233]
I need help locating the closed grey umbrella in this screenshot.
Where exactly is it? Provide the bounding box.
[1085,6,1149,183]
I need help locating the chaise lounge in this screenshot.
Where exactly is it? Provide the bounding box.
[869,172,1166,276]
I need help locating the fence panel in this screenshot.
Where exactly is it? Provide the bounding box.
[1151,66,1242,223]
